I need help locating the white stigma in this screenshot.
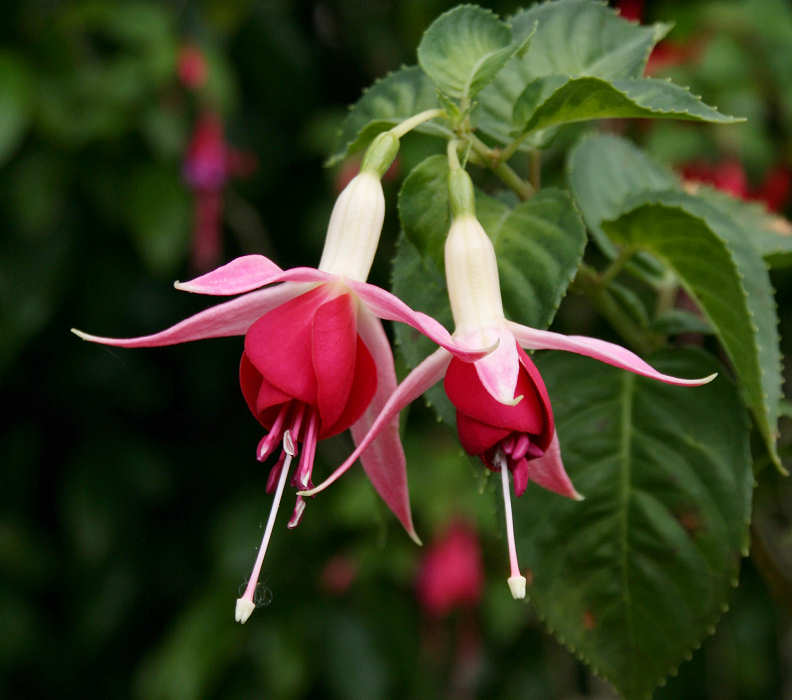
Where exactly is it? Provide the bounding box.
[508,575,527,600]
[235,431,294,624]
[235,598,256,624]
[497,450,526,600]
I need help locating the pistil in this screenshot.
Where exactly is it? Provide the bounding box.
[495,449,527,600]
[235,431,295,624]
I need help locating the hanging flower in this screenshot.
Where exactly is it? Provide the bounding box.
[301,164,715,600]
[73,132,481,623]
[183,111,257,272]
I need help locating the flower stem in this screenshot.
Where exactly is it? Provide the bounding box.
[468,134,535,200]
[499,132,529,163]
[447,139,462,171]
[529,149,541,190]
[390,108,447,138]
[599,245,638,288]
[235,433,294,624]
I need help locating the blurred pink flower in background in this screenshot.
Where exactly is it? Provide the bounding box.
[177,44,208,89]
[681,159,750,199]
[320,554,359,595]
[183,112,257,271]
[681,159,791,212]
[753,165,792,212]
[616,0,644,22]
[416,520,484,618]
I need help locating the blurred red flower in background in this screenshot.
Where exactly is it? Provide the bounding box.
[681,159,791,212]
[178,44,208,90]
[416,520,484,618]
[183,111,257,271]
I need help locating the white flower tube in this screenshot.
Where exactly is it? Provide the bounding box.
[318,132,399,282]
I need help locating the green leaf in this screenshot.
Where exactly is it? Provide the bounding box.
[492,187,587,329]
[687,185,792,268]
[519,349,752,699]
[0,53,32,165]
[568,133,791,267]
[603,193,783,471]
[397,154,586,325]
[510,0,670,80]
[416,5,513,101]
[327,66,446,166]
[513,76,741,137]
[651,309,713,336]
[475,0,670,148]
[567,134,783,468]
[567,132,677,257]
[394,155,586,422]
[391,234,457,426]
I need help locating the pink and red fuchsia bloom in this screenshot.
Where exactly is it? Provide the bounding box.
[302,163,716,599]
[73,132,482,623]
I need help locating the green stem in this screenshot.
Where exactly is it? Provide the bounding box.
[468,134,535,200]
[599,246,637,288]
[447,139,461,171]
[573,264,661,356]
[389,108,446,138]
[654,270,679,317]
[529,149,541,190]
[500,132,529,163]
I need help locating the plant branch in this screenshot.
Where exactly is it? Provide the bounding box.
[390,108,447,138]
[468,135,535,200]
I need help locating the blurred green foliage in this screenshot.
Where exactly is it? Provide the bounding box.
[2,0,791,698]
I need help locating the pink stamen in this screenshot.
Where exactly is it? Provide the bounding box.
[235,431,294,624]
[526,443,544,459]
[510,435,531,462]
[495,449,527,600]
[257,403,290,461]
[288,404,306,452]
[287,496,307,529]
[502,435,516,455]
[265,452,287,494]
[294,410,319,490]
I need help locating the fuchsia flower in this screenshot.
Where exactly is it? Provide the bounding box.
[183,112,257,271]
[302,165,716,599]
[73,132,482,623]
[416,520,484,617]
[177,44,208,90]
[681,159,749,200]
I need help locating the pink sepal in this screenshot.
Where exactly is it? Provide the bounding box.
[175,255,284,295]
[349,281,490,363]
[175,261,332,295]
[71,283,302,348]
[507,320,717,386]
[299,348,452,507]
[350,309,418,543]
[513,431,582,500]
[468,327,520,406]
